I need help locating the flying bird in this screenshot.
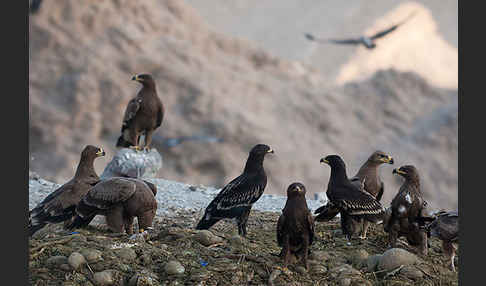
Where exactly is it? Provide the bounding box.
[304,11,417,49]
[195,144,274,237]
[277,183,314,270]
[426,210,459,271]
[316,155,385,243]
[384,165,429,255]
[29,145,105,236]
[67,177,158,235]
[116,74,164,151]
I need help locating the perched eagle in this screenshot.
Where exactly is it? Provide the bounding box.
[277,183,314,270]
[349,151,393,239]
[316,155,385,243]
[29,145,105,236]
[315,151,393,239]
[196,144,274,237]
[426,210,459,272]
[116,74,164,151]
[67,177,158,235]
[384,165,429,255]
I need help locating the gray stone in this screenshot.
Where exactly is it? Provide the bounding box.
[378,248,419,271]
[309,250,331,262]
[68,252,86,270]
[400,265,424,280]
[93,270,116,285]
[339,278,351,286]
[366,254,382,272]
[165,261,185,275]
[80,249,103,263]
[329,264,361,279]
[193,230,222,246]
[100,148,162,179]
[115,248,137,261]
[46,255,68,267]
[350,249,369,268]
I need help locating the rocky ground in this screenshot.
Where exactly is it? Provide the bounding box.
[28,210,458,286]
[29,173,458,285]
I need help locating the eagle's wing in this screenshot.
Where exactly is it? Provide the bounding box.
[375,181,385,202]
[80,178,137,211]
[314,201,340,221]
[121,97,141,132]
[305,33,361,45]
[370,11,416,40]
[210,174,266,211]
[331,184,385,217]
[29,182,78,224]
[277,214,285,247]
[156,104,164,128]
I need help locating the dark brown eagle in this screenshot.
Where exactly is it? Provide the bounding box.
[384,165,429,255]
[316,155,385,243]
[29,145,105,236]
[426,210,459,271]
[277,182,314,270]
[116,74,164,151]
[195,144,274,237]
[67,177,158,235]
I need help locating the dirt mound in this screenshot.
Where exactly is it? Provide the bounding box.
[29,0,457,210]
[336,1,458,89]
[28,210,458,285]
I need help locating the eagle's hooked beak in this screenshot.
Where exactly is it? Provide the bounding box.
[267,149,274,154]
[382,155,394,164]
[132,74,140,82]
[320,158,329,165]
[393,168,406,175]
[96,148,106,157]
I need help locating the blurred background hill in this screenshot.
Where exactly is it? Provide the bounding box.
[28,0,457,210]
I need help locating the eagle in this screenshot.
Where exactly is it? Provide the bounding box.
[195,144,274,237]
[116,74,164,151]
[277,183,314,270]
[426,210,459,271]
[316,155,385,243]
[384,165,429,255]
[304,11,416,49]
[315,151,393,239]
[67,177,158,235]
[349,151,394,239]
[29,145,105,236]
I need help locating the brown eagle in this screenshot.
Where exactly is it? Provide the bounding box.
[67,177,158,235]
[317,155,385,243]
[277,182,314,270]
[384,165,429,255]
[426,210,459,271]
[116,74,164,151]
[349,150,394,239]
[196,144,273,237]
[29,145,105,236]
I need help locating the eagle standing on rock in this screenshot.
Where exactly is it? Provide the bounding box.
[67,177,158,235]
[116,74,164,151]
[384,165,429,255]
[196,144,274,237]
[277,183,314,270]
[29,145,105,236]
[426,210,459,271]
[316,155,385,243]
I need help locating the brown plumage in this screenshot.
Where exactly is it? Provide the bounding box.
[427,210,459,271]
[277,183,314,270]
[350,150,394,239]
[116,74,164,151]
[384,165,429,255]
[316,155,385,243]
[67,177,158,235]
[29,145,105,236]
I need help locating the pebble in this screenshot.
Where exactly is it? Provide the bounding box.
[46,255,68,267]
[128,274,155,286]
[80,249,103,263]
[68,252,86,270]
[193,230,222,246]
[350,249,369,268]
[311,264,328,274]
[366,254,382,272]
[165,260,185,275]
[309,250,331,262]
[339,278,351,286]
[295,266,307,274]
[400,265,424,280]
[329,264,361,279]
[115,248,137,261]
[378,248,419,271]
[93,270,116,285]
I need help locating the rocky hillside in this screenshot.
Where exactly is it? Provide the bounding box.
[29,0,457,210]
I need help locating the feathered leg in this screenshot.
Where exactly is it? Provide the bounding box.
[237,209,251,237]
